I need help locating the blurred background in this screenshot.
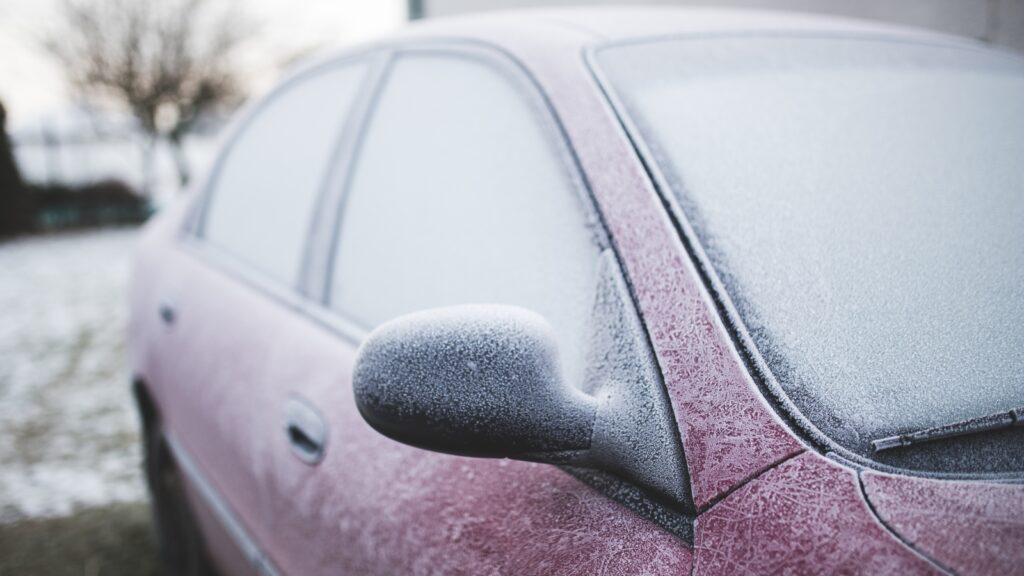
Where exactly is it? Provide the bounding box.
[0,0,1021,574]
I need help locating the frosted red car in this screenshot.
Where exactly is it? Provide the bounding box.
[129,8,1024,575]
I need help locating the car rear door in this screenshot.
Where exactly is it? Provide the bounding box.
[155,55,374,575]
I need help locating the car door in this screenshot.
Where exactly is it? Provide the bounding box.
[155,56,373,575]
[259,44,694,574]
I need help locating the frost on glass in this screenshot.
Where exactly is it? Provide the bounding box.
[600,38,1024,458]
[204,63,367,285]
[331,55,599,387]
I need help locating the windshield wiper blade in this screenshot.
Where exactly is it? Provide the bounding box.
[871,406,1023,453]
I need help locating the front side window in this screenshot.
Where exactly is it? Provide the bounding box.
[330,53,601,387]
[598,37,1024,473]
[203,62,368,285]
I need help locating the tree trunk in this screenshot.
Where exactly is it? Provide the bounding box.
[167,133,191,190]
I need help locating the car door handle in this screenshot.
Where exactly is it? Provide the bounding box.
[284,397,327,465]
[158,301,176,325]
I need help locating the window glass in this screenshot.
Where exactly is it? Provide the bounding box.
[598,37,1024,470]
[204,62,367,284]
[331,55,600,386]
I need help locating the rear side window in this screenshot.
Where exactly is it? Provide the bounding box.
[203,62,368,285]
[329,54,600,386]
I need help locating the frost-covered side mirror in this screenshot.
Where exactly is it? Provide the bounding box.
[353,305,599,461]
[352,252,693,509]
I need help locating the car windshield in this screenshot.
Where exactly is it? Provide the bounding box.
[597,36,1024,472]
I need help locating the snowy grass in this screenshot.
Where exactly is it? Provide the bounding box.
[0,228,148,523]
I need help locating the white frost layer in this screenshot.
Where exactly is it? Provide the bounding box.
[0,228,145,522]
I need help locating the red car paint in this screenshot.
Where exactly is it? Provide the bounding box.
[130,8,1023,575]
[863,471,1024,575]
[695,452,939,574]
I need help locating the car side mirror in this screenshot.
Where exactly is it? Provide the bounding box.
[352,252,693,510]
[353,305,599,462]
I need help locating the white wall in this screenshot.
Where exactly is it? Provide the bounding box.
[417,0,1024,52]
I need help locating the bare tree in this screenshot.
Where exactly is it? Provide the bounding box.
[45,0,252,189]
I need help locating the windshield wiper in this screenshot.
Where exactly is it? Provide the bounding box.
[871,406,1023,453]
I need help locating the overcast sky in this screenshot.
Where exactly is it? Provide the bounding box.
[0,0,406,128]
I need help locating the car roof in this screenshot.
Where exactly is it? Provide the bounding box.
[285,7,981,93]
[389,6,971,53]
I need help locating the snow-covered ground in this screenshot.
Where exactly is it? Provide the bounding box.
[0,228,145,522]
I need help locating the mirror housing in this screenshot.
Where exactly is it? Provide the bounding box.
[352,252,693,510]
[353,305,598,461]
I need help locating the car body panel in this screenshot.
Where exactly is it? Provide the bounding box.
[138,179,695,576]
[148,241,282,565]
[694,452,940,575]
[173,433,267,576]
[131,200,266,576]
[207,258,696,575]
[863,471,1024,575]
